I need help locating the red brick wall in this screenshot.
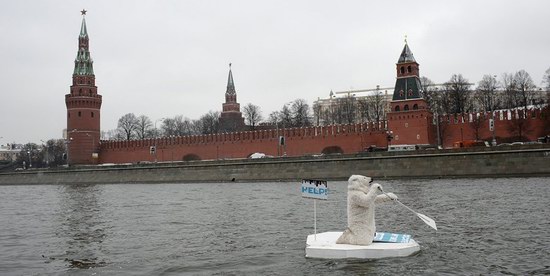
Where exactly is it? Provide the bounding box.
[97,107,549,164]
[438,107,548,148]
[99,123,388,163]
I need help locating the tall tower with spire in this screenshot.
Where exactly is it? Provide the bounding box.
[65,10,102,165]
[219,64,245,132]
[387,41,436,146]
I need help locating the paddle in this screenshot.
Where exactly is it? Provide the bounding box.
[379,188,438,231]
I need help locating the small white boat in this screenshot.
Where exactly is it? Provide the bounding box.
[305,231,420,259]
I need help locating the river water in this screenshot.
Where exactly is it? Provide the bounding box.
[0,178,549,275]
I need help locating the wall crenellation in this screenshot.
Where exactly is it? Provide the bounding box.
[100,122,388,150]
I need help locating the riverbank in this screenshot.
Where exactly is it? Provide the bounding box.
[1,145,549,185]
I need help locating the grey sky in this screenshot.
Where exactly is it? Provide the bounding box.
[1,0,549,144]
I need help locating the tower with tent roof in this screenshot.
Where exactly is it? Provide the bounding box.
[65,10,102,165]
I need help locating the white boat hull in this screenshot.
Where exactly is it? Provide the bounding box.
[306,231,420,259]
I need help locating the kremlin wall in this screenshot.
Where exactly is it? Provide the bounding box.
[65,13,549,166]
[99,122,388,163]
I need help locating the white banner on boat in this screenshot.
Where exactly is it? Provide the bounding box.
[301,179,328,200]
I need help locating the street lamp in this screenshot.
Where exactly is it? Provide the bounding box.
[27,150,32,168]
[66,129,77,166]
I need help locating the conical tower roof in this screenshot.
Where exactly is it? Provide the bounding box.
[397,43,416,63]
[226,63,236,95]
[79,17,88,37]
[74,11,94,76]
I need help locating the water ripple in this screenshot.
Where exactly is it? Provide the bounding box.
[0,178,549,275]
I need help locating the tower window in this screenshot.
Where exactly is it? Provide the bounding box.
[404,105,409,111]
[395,106,400,112]
[68,112,70,118]
[91,112,94,118]
[413,104,418,110]
[400,67,405,74]
[79,89,82,95]
[78,111,81,117]
[407,65,412,73]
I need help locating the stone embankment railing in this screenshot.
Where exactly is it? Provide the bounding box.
[1,144,549,185]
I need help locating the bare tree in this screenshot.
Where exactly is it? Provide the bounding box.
[357,98,370,123]
[135,115,153,139]
[514,70,536,114]
[312,101,323,126]
[280,104,293,128]
[501,72,518,109]
[420,76,439,111]
[329,100,344,125]
[160,118,177,136]
[198,111,220,134]
[268,111,280,126]
[543,67,550,91]
[340,95,357,124]
[243,103,263,130]
[16,143,40,168]
[291,98,311,127]
[475,74,500,112]
[40,139,67,167]
[444,74,473,114]
[117,113,138,140]
[368,89,386,123]
[172,115,195,136]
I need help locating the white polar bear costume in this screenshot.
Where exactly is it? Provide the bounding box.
[336,175,397,246]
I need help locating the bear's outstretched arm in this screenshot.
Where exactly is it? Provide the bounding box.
[375,193,398,204]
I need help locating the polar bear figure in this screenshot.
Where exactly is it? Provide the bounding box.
[336,175,397,246]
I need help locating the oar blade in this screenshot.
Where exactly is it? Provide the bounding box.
[417,213,437,231]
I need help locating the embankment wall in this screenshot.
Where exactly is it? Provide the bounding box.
[1,145,549,185]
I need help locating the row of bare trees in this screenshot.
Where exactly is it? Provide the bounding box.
[266,99,312,128]
[105,99,313,141]
[104,67,550,141]
[423,69,548,116]
[311,89,388,126]
[14,139,67,168]
[104,111,224,140]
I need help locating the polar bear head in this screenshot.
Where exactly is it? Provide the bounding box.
[348,174,374,193]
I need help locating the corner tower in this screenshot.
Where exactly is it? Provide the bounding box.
[387,41,435,146]
[65,10,102,165]
[219,63,245,132]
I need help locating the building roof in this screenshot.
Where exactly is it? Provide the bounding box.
[73,16,94,76]
[392,77,423,101]
[226,64,236,95]
[79,17,88,38]
[397,43,416,64]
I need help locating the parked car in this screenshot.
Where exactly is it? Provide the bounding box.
[364,145,387,152]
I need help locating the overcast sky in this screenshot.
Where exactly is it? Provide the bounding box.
[1,0,549,144]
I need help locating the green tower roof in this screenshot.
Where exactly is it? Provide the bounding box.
[73,14,94,76]
[226,64,236,95]
[79,17,88,38]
